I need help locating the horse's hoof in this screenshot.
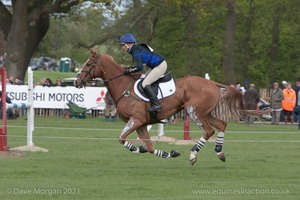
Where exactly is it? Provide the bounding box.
[217,152,226,162]
[170,150,180,158]
[189,151,197,165]
[190,157,197,165]
[139,145,148,153]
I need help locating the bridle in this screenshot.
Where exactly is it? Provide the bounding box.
[77,53,140,106]
[77,54,99,87]
[78,54,128,87]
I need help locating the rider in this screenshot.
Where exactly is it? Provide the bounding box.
[119,33,167,112]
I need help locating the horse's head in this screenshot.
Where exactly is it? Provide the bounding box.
[75,49,102,88]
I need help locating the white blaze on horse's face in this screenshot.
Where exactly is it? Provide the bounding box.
[76,68,82,78]
[75,58,90,88]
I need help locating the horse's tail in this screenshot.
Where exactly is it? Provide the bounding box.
[214,82,269,117]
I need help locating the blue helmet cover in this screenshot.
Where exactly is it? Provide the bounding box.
[119,33,136,44]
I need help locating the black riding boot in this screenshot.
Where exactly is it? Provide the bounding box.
[144,85,162,112]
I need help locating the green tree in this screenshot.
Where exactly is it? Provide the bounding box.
[0,0,118,80]
[26,0,300,87]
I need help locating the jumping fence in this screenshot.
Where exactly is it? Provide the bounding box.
[0,67,34,151]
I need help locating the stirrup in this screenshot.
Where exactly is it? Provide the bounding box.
[147,105,162,112]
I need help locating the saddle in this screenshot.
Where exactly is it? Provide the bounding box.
[134,72,176,101]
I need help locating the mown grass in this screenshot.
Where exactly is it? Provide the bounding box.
[1,116,299,200]
[25,70,77,84]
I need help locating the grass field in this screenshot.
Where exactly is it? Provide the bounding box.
[24,70,77,84]
[1,116,299,200]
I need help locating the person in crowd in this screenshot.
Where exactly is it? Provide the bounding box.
[37,77,46,85]
[270,82,284,125]
[282,80,288,90]
[243,83,260,124]
[293,80,300,123]
[235,82,242,92]
[104,91,117,122]
[282,82,296,124]
[294,80,300,96]
[42,78,53,87]
[55,78,62,86]
[54,77,64,86]
[14,76,23,85]
[0,91,18,120]
[119,33,166,112]
[296,85,300,130]
[8,75,14,84]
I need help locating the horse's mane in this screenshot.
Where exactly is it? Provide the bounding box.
[101,54,116,63]
[100,53,142,79]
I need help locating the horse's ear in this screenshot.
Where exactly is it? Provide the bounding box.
[90,48,99,55]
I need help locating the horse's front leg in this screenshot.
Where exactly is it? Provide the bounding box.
[119,118,146,154]
[137,125,181,159]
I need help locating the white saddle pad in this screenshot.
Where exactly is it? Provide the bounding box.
[133,74,176,101]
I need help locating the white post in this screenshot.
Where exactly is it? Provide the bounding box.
[27,67,34,146]
[147,123,165,137]
[205,73,210,80]
[158,123,165,137]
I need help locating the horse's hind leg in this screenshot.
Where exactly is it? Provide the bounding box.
[136,125,181,159]
[189,118,215,165]
[208,114,227,162]
[187,107,215,165]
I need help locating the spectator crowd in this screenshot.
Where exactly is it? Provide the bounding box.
[234,79,300,129]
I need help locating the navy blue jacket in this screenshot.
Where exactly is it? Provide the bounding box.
[128,44,165,72]
[294,86,300,105]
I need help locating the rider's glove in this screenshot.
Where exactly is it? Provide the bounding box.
[125,67,136,74]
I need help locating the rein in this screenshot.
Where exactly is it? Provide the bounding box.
[79,53,141,106]
[80,54,126,85]
[102,71,127,83]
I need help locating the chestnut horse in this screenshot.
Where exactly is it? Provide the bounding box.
[75,50,261,165]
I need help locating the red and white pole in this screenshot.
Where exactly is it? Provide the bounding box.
[183,115,190,140]
[183,74,191,140]
[0,67,8,151]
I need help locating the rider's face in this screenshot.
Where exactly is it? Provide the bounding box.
[121,43,131,52]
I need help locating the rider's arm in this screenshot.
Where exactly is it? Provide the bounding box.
[131,54,143,72]
[127,45,144,73]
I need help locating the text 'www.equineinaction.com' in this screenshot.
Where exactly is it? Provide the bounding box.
[192,188,290,195]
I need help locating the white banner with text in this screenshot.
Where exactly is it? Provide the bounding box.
[5,85,107,110]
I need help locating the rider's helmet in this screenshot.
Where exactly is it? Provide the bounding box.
[119,33,136,44]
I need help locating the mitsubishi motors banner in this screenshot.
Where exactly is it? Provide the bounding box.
[5,85,107,110]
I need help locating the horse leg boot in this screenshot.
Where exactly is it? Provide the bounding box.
[215,131,226,162]
[143,85,162,112]
[136,125,180,158]
[190,137,207,165]
[206,114,227,162]
[119,118,146,154]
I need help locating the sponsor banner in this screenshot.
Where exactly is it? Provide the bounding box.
[5,85,107,110]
